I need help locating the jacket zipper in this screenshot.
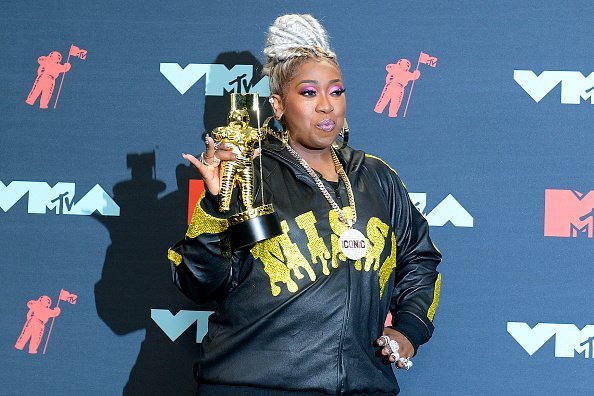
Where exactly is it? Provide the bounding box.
[268,148,352,394]
[334,185,350,395]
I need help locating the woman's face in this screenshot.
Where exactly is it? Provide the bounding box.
[272,59,346,152]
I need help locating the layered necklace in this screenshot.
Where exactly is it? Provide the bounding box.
[285,144,357,228]
[286,144,367,260]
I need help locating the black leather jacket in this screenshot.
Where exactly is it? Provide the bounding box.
[168,140,442,395]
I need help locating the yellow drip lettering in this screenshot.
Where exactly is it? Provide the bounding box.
[378,232,397,299]
[328,207,353,269]
[250,220,314,296]
[295,211,331,275]
[364,217,390,271]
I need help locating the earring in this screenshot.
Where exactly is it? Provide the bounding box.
[269,98,283,121]
[262,116,288,146]
[333,118,349,150]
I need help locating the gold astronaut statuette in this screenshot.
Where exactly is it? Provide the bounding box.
[211,93,282,249]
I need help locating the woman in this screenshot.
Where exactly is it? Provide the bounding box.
[169,14,441,395]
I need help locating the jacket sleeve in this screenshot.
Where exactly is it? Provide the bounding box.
[167,189,243,304]
[387,169,442,354]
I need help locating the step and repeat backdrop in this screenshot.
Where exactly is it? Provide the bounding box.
[1,1,592,394]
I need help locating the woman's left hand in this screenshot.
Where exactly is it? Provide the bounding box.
[375,327,415,369]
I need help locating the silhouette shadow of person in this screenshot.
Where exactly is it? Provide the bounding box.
[94,51,271,395]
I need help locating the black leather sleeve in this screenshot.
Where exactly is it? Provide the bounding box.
[387,169,442,354]
[168,189,242,304]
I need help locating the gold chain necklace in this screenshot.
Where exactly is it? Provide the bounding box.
[285,145,357,227]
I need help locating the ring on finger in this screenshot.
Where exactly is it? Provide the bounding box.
[388,340,400,354]
[397,357,413,370]
[199,152,218,167]
[378,335,390,347]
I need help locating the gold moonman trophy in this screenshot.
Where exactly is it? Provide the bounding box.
[211,92,282,249]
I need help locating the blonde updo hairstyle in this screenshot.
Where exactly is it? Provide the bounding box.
[263,14,339,101]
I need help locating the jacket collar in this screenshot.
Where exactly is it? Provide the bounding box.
[261,136,365,178]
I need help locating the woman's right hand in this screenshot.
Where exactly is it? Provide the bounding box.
[182,136,236,196]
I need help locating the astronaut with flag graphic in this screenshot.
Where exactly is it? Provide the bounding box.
[25,51,71,109]
[374,51,438,118]
[14,289,77,355]
[14,296,61,354]
[374,58,420,118]
[25,44,88,109]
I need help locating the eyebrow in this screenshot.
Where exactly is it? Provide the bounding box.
[297,79,342,86]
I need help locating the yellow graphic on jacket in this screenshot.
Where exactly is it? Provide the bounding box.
[252,208,396,297]
[329,207,355,269]
[295,211,331,275]
[427,273,442,321]
[378,232,397,298]
[364,218,390,271]
[250,220,316,296]
[186,192,228,238]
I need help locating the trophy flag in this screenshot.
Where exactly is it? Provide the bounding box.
[69,45,88,60]
[418,51,438,67]
[59,289,78,304]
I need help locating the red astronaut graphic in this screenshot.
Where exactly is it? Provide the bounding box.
[374,51,438,118]
[14,296,61,354]
[25,51,71,109]
[14,289,77,355]
[374,59,420,118]
[25,44,87,109]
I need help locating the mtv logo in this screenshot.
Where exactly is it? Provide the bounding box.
[160,63,270,96]
[544,189,594,238]
[508,322,594,358]
[514,70,594,104]
[151,309,213,343]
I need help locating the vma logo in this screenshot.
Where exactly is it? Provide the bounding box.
[160,63,270,96]
[0,181,120,216]
[514,70,594,104]
[508,322,594,358]
[409,193,473,227]
[544,189,594,238]
[151,309,213,343]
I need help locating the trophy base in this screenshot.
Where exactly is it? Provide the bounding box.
[228,204,282,250]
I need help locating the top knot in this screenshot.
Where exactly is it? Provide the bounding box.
[264,14,336,63]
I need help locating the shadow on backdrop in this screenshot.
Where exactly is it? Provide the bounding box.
[94,51,271,395]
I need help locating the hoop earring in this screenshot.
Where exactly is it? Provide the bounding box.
[262,116,288,146]
[333,118,349,150]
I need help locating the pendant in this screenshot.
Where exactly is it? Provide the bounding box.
[338,228,367,260]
